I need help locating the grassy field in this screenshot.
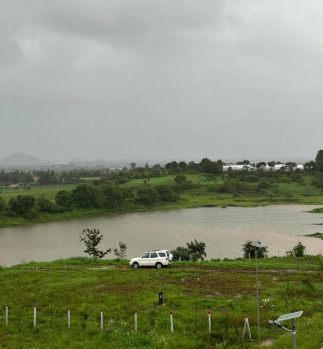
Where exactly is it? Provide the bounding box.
[0,257,322,348]
[0,184,78,201]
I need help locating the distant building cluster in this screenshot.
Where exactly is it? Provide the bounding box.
[223,164,304,171]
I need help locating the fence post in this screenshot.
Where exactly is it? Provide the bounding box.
[34,306,37,327]
[208,311,211,334]
[100,310,103,331]
[134,310,138,332]
[5,305,8,325]
[68,308,71,329]
[170,311,174,333]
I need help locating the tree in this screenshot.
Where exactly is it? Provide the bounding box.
[99,185,126,209]
[113,242,127,259]
[0,197,7,212]
[171,246,191,261]
[186,239,207,261]
[37,195,55,213]
[178,161,187,170]
[237,160,250,166]
[304,161,317,172]
[71,184,100,208]
[256,162,267,169]
[55,190,73,210]
[171,240,207,261]
[80,228,111,258]
[242,240,268,258]
[174,174,191,190]
[285,162,297,171]
[315,150,323,172]
[292,242,306,257]
[267,161,275,168]
[8,195,35,215]
[136,188,158,206]
[155,185,177,202]
[199,158,223,174]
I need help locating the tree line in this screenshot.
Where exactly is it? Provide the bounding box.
[1,149,323,187]
[0,176,189,217]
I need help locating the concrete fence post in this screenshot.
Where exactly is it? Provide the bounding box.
[68,308,71,329]
[33,306,37,327]
[100,310,103,331]
[170,311,174,333]
[208,311,211,334]
[5,305,8,325]
[134,311,138,332]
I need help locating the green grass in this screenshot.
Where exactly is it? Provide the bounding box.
[0,256,322,348]
[0,184,77,201]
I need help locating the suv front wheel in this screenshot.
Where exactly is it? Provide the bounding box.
[133,262,139,269]
[155,262,163,269]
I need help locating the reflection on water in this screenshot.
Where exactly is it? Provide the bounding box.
[0,205,323,266]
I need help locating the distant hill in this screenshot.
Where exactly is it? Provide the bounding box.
[0,153,47,167]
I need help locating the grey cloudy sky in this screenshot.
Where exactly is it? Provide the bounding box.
[1,0,323,162]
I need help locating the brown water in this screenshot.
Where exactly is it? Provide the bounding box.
[0,205,323,266]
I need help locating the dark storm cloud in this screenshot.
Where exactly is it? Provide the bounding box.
[1,1,323,161]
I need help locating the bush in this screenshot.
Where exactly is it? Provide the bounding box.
[171,239,206,261]
[288,241,306,257]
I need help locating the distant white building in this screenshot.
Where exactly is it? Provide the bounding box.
[223,164,304,171]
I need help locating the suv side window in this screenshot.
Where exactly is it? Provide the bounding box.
[150,252,158,258]
[142,252,150,258]
[158,252,166,257]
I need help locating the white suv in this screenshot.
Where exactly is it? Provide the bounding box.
[130,250,173,269]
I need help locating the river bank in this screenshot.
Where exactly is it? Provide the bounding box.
[1,194,323,229]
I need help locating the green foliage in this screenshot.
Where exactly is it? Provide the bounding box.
[0,196,7,211]
[136,187,158,206]
[242,240,268,258]
[99,184,127,209]
[292,241,306,257]
[315,149,323,172]
[199,157,223,174]
[155,185,177,202]
[8,194,35,215]
[113,241,127,259]
[171,246,191,261]
[174,174,191,190]
[80,228,111,258]
[172,239,207,261]
[34,169,59,185]
[71,184,100,208]
[36,195,55,213]
[186,239,207,260]
[304,161,317,172]
[55,190,73,210]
